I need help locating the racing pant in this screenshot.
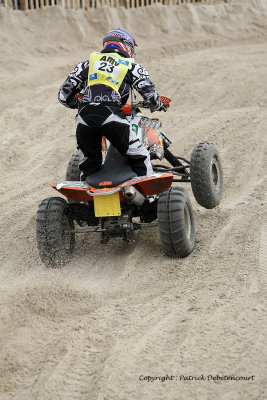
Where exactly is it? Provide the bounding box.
[75,103,153,179]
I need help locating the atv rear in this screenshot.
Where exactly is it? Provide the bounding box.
[36,160,195,267]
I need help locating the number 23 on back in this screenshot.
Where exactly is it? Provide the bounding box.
[93,61,120,77]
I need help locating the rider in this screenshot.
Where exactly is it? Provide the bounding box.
[58,28,167,180]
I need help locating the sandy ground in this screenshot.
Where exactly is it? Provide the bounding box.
[0,0,266,399]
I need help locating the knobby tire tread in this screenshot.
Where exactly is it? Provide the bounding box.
[66,152,80,181]
[36,197,75,267]
[190,141,223,209]
[157,187,195,258]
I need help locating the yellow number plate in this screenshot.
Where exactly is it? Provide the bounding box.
[93,192,121,217]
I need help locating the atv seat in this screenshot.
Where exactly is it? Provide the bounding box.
[86,145,137,188]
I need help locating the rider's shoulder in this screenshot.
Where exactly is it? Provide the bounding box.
[130,62,149,76]
[72,60,89,70]
[81,60,89,68]
[69,60,89,79]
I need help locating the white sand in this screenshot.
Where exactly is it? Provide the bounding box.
[0,1,266,399]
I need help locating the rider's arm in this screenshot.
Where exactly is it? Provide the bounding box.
[127,63,163,112]
[58,60,89,109]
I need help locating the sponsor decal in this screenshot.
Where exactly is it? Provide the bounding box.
[107,76,119,85]
[132,124,139,135]
[100,56,120,66]
[118,59,129,66]
[56,181,89,190]
[138,116,150,128]
[89,73,97,80]
[99,181,113,186]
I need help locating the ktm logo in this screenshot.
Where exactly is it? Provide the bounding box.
[99,181,112,186]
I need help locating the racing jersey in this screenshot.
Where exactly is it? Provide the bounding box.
[58,50,161,111]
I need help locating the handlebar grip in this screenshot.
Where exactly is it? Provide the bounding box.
[160,96,171,106]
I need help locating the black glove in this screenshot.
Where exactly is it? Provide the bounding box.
[67,96,79,109]
[149,93,168,113]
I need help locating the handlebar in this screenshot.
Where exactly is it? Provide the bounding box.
[132,96,171,112]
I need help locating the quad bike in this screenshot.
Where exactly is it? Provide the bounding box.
[36,96,223,267]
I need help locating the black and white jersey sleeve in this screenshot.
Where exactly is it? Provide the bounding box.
[58,60,89,109]
[127,63,162,111]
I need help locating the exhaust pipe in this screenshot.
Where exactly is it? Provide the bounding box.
[123,186,145,206]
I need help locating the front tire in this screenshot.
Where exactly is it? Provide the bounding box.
[36,197,75,267]
[190,141,223,209]
[66,152,81,204]
[157,187,195,257]
[66,152,80,181]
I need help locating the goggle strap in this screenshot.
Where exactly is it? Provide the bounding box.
[103,36,137,49]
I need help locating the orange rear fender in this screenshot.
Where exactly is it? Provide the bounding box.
[51,173,173,201]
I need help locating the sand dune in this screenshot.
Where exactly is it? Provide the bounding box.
[0,1,266,399]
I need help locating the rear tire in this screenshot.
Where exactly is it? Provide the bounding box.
[190,141,223,209]
[36,197,75,267]
[157,187,195,257]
